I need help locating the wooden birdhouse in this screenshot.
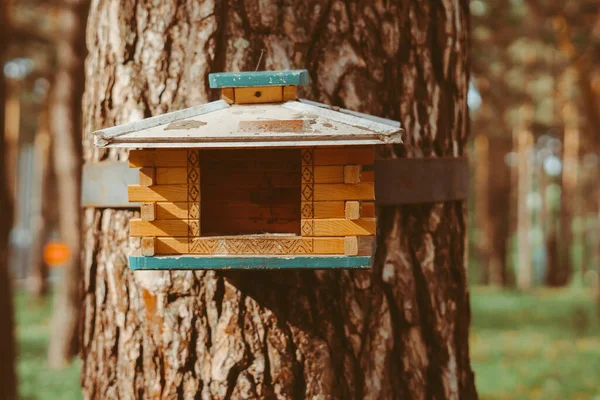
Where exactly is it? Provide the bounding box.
[93,70,403,270]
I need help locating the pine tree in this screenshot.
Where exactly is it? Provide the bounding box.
[81,1,477,398]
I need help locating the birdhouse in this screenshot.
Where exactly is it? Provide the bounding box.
[93,70,403,270]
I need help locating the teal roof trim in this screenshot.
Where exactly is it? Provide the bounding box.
[129,255,371,270]
[208,70,309,88]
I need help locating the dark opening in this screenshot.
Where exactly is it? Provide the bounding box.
[200,148,302,236]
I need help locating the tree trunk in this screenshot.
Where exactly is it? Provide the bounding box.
[474,134,491,284]
[28,99,51,298]
[47,0,90,369]
[81,1,477,398]
[0,0,17,397]
[487,136,511,286]
[3,78,19,206]
[557,71,578,286]
[516,106,533,290]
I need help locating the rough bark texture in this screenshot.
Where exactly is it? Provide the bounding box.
[0,0,17,397]
[47,0,90,369]
[81,1,476,399]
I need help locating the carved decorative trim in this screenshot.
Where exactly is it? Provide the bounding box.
[301,149,315,244]
[187,237,314,255]
[187,149,201,253]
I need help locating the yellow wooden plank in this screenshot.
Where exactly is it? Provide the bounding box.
[155,167,188,185]
[313,238,344,255]
[361,202,375,218]
[234,86,283,104]
[221,87,235,104]
[345,201,360,220]
[128,184,194,202]
[344,236,358,256]
[314,166,344,183]
[282,85,297,101]
[301,201,345,219]
[139,167,155,186]
[343,165,361,184]
[141,237,156,256]
[130,219,191,237]
[140,203,156,221]
[301,218,375,236]
[129,149,187,167]
[313,147,374,166]
[156,202,190,220]
[155,236,345,255]
[313,183,374,201]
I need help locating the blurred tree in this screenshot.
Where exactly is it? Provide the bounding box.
[80,1,477,398]
[515,106,534,290]
[46,0,89,369]
[0,1,17,399]
[28,95,51,298]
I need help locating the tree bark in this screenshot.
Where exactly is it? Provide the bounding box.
[81,1,477,399]
[47,0,90,369]
[0,0,17,397]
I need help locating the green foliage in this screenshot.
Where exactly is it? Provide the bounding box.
[14,292,81,400]
[471,287,600,399]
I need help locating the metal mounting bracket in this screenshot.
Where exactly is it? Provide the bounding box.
[374,157,469,205]
[81,161,139,208]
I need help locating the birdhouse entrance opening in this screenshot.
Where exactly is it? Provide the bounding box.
[200,148,302,236]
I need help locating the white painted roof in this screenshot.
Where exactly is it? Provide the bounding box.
[94,99,403,148]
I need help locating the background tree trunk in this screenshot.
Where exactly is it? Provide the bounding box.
[28,98,51,299]
[474,134,491,284]
[516,106,533,290]
[47,0,90,369]
[3,78,19,205]
[81,1,477,398]
[557,71,578,286]
[0,0,17,397]
[487,136,511,286]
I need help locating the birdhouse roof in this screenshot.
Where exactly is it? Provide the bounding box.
[94,99,403,149]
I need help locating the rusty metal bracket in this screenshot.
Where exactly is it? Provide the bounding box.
[374,157,469,205]
[81,161,139,208]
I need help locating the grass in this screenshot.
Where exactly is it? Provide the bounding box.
[13,287,600,399]
[14,292,82,400]
[471,287,600,400]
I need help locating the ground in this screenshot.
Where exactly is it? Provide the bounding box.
[14,287,600,399]
[15,292,81,400]
[471,287,600,399]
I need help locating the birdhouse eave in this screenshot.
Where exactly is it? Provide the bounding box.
[93,99,403,149]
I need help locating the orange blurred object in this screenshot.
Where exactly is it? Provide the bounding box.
[43,242,71,267]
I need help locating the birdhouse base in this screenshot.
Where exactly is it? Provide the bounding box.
[128,254,371,270]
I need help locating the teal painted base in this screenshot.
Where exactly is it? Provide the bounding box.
[129,255,371,270]
[208,70,309,88]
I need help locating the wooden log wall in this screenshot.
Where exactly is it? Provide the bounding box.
[127,147,375,256]
[299,146,375,256]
